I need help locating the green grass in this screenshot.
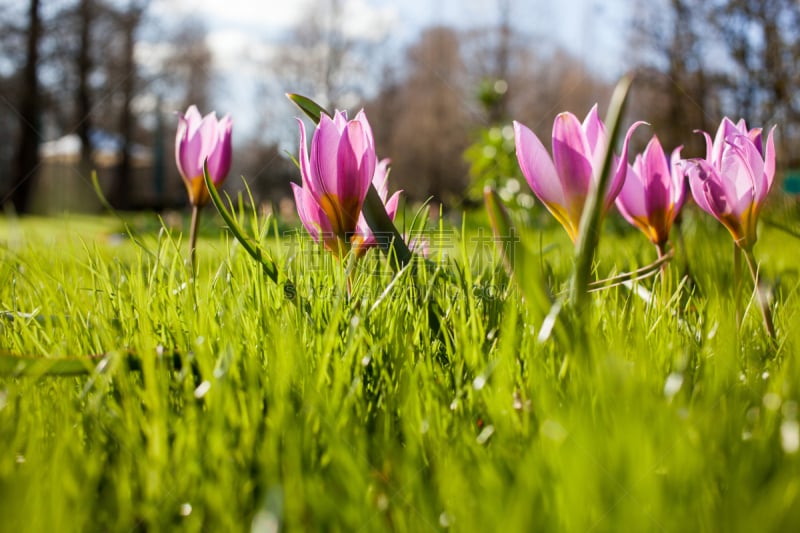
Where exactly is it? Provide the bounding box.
[1,204,800,532]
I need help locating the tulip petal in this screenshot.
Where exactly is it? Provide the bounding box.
[686,159,718,216]
[197,113,221,168]
[384,190,402,221]
[763,125,776,195]
[353,109,375,151]
[184,105,203,134]
[615,162,647,222]
[699,130,713,163]
[513,121,564,207]
[669,146,687,212]
[206,115,232,185]
[702,171,734,218]
[552,112,593,199]
[720,137,759,217]
[310,113,345,200]
[581,104,607,167]
[178,119,205,179]
[175,114,190,178]
[292,182,333,243]
[297,119,313,191]
[730,133,766,200]
[607,120,646,209]
[334,120,374,229]
[641,136,671,213]
[372,158,391,201]
[687,157,744,244]
[333,110,348,130]
[712,117,739,165]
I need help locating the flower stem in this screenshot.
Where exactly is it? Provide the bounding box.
[733,243,742,332]
[656,241,669,305]
[188,204,200,273]
[743,247,776,339]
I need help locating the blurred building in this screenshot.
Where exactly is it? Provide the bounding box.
[35,130,185,213]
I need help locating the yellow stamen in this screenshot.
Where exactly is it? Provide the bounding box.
[185,175,211,207]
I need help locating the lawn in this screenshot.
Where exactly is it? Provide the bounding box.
[1,202,800,532]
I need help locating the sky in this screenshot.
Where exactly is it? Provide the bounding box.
[147,0,629,142]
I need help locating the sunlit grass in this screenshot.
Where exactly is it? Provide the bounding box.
[1,205,800,532]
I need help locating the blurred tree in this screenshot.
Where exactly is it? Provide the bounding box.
[156,16,214,112]
[381,26,471,204]
[75,0,94,166]
[0,0,217,212]
[461,0,512,124]
[712,0,800,166]
[628,0,720,157]
[462,0,526,212]
[364,9,612,208]
[271,0,366,110]
[6,0,41,213]
[109,0,148,210]
[629,0,800,165]
[462,0,611,214]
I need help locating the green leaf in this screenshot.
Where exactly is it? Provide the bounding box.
[0,352,93,377]
[361,185,413,272]
[286,93,331,124]
[570,74,635,309]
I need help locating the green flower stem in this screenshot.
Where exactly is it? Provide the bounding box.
[188,204,200,272]
[743,247,776,339]
[733,243,743,332]
[656,241,669,305]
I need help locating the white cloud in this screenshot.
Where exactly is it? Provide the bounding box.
[341,0,399,42]
[150,0,303,34]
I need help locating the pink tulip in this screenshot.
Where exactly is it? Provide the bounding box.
[293,157,399,257]
[514,105,643,242]
[175,105,232,207]
[292,110,380,255]
[615,135,686,247]
[686,118,776,249]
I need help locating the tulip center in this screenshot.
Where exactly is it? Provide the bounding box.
[318,193,360,240]
[186,175,211,207]
[545,200,582,243]
[721,202,758,249]
[632,207,671,245]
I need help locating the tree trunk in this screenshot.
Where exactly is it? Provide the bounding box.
[110,6,138,210]
[8,0,42,214]
[77,0,93,165]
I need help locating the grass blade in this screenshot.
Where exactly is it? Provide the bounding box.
[484,186,551,316]
[202,160,299,303]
